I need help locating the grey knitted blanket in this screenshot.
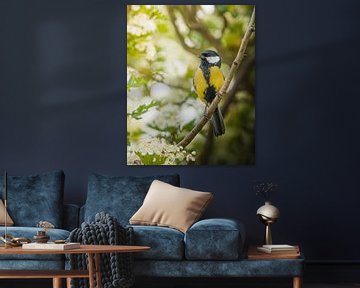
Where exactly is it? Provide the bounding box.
[68,212,134,288]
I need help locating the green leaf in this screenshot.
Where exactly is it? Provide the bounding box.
[135,152,167,165]
[127,100,159,120]
[127,75,147,91]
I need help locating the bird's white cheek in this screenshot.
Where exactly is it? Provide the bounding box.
[206,56,220,64]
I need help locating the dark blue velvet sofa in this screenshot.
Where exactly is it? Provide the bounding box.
[0,171,303,286]
[0,171,79,270]
[80,173,304,283]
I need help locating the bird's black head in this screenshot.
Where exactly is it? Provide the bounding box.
[199,50,221,67]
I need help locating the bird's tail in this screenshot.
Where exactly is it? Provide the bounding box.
[211,107,225,137]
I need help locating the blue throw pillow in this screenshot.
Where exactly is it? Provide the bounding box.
[84,173,180,225]
[0,170,65,227]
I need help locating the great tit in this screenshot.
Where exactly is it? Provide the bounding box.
[193,50,225,137]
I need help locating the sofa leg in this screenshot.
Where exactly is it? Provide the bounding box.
[53,278,62,288]
[67,277,72,288]
[293,276,302,288]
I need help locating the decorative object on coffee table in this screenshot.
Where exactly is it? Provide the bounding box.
[34,220,55,243]
[254,181,280,245]
[1,171,9,248]
[0,172,31,248]
[33,230,50,243]
[0,234,31,247]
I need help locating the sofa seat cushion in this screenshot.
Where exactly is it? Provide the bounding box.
[84,174,180,226]
[0,227,70,261]
[185,218,245,260]
[130,225,184,260]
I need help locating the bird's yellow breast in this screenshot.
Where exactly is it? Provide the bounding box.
[194,66,224,103]
[194,68,207,103]
[209,66,224,91]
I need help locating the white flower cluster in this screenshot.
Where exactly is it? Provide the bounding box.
[127,138,196,165]
[151,104,180,130]
[127,11,157,60]
[127,12,157,35]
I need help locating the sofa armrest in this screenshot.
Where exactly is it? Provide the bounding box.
[184,218,245,260]
[63,204,80,231]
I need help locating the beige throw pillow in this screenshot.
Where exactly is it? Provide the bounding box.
[0,199,14,226]
[130,180,213,233]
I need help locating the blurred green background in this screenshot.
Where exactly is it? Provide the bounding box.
[127,5,255,165]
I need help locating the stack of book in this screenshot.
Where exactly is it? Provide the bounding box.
[22,242,80,250]
[248,244,300,259]
[257,244,299,254]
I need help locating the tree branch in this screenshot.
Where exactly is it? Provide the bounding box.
[178,6,231,63]
[167,6,200,56]
[199,54,255,164]
[222,54,255,117]
[177,7,255,148]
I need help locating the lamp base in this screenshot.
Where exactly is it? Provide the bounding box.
[265,223,272,245]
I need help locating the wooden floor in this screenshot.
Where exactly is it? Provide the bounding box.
[1,280,360,288]
[306,285,360,288]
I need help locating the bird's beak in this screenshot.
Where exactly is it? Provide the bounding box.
[199,55,205,60]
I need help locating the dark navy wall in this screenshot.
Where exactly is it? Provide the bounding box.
[1,0,360,262]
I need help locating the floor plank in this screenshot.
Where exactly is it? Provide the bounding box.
[1,279,360,288]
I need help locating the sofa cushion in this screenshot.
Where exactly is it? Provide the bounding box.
[130,225,184,260]
[0,227,70,261]
[84,173,180,225]
[0,199,14,226]
[130,180,213,233]
[0,171,65,227]
[185,218,245,260]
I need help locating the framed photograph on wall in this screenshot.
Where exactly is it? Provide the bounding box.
[127,5,255,165]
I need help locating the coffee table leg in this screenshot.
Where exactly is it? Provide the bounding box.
[95,253,102,288]
[52,278,62,288]
[66,277,72,288]
[88,253,95,288]
[293,276,302,288]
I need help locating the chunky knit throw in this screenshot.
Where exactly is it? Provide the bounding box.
[68,212,134,288]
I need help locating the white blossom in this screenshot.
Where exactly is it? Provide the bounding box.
[127,138,195,165]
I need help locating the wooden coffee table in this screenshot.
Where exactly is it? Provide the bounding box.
[0,244,150,288]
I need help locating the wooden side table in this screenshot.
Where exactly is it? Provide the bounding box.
[247,245,303,288]
[0,244,150,288]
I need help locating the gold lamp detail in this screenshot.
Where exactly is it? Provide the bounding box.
[257,201,280,245]
[254,181,280,245]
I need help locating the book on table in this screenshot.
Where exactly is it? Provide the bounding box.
[22,242,80,250]
[248,245,300,260]
[257,244,299,254]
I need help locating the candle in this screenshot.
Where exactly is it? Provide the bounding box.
[3,171,8,248]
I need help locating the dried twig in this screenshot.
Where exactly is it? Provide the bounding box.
[167,6,233,64]
[167,6,200,56]
[178,7,255,148]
